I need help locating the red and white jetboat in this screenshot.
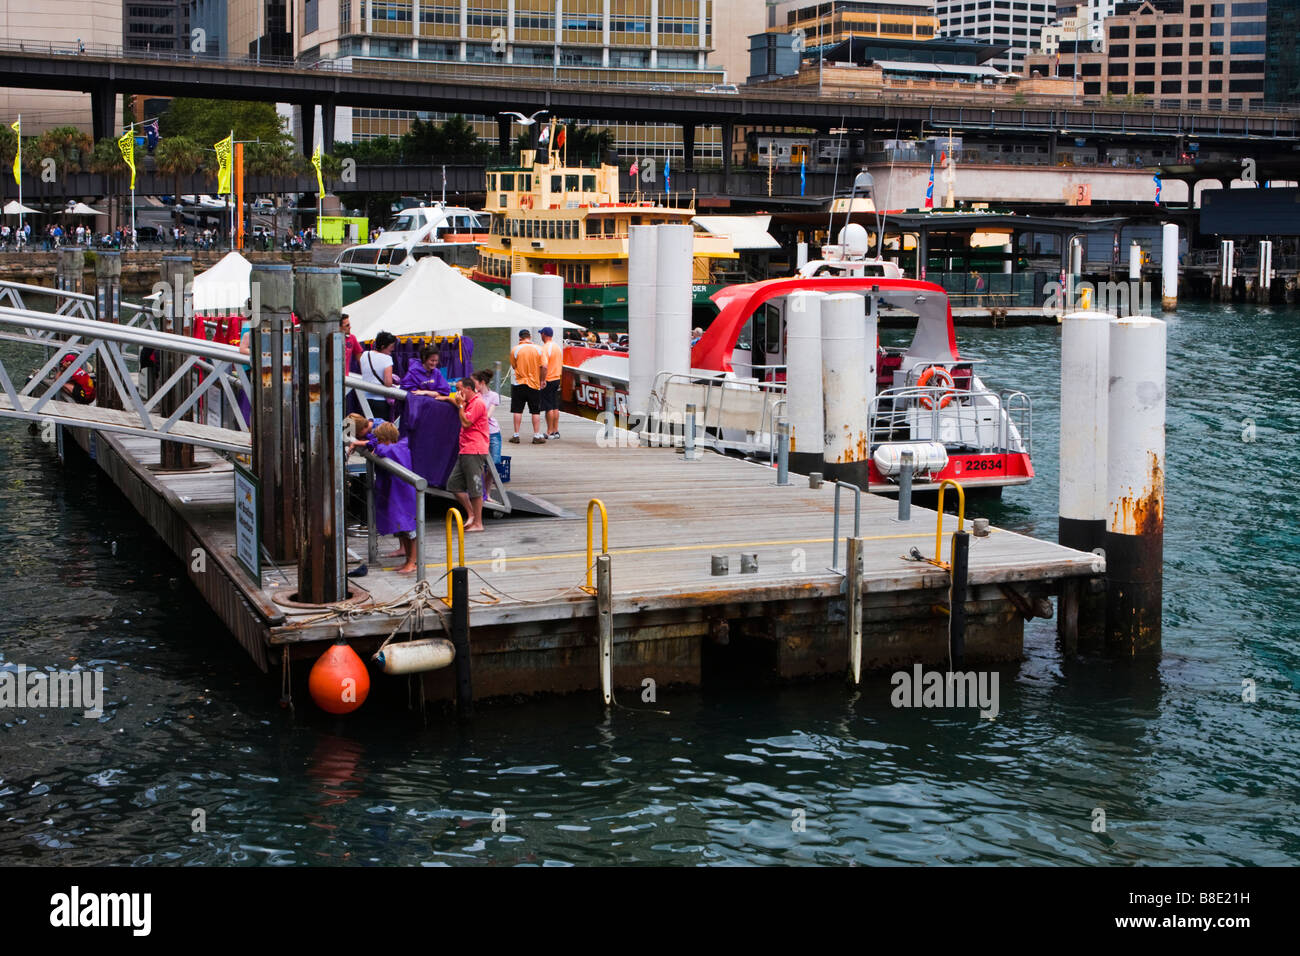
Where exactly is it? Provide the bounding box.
[562,275,1033,496]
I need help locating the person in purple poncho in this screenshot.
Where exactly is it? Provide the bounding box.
[369,422,419,574]
[399,345,452,396]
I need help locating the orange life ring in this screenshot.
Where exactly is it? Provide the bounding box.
[917,365,956,409]
[520,195,533,210]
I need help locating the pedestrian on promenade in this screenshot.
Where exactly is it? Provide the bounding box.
[539,326,563,439]
[509,329,546,444]
[439,377,491,532]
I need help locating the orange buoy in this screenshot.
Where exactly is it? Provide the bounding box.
[308,641,370,714]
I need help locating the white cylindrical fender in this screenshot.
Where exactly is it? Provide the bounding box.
[654,223,693,383]
[820,292,871,487]
[1128,241,1141,281]
[1161,223,1178,310]
[785,290,825,473]
[374,638,456,675]
[532,274,564,322]
[1059,310,1113,555]
[627,225,658,419]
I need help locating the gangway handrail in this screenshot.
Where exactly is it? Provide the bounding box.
[830,481,862,573]
[0,279,147,312]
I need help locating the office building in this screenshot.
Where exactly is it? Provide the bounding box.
[294,1,724,164]
[124,1,188,52]
[770,0,939,51]
[184,0,228,57]
[933,0,1058,71]
[1024,0,1269,110]
[0,1,123,136]
[1265,0,1300,104]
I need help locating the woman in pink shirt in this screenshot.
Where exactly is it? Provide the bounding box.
[472,368,502,470]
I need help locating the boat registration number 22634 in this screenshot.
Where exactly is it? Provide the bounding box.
[956,457,1004,473]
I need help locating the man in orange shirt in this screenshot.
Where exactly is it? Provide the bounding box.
[539,326,564,439]
[509,329,547,444]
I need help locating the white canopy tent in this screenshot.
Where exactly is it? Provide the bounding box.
[3,200,41,216]
[349,256,585,342]
[67,202,107,216]
[692,215,780,251]
[145,251,251,314]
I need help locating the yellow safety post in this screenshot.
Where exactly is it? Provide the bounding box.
[583,498,609,594]
[931,479,966,570]
[444,509,465,606]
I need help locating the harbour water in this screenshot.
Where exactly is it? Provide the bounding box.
[1,302,1297,865]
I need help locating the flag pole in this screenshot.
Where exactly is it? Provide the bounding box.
[16,114,22,236]
[228,128,234,251]
[131,120,137,249]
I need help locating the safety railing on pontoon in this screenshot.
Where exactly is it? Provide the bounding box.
[646,370,787,454]
[868,383,1032,465]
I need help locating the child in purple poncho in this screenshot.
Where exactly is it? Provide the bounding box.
[370,422,418,574]
[399,345,452,396]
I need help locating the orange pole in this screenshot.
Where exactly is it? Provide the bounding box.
[235,142,245,251]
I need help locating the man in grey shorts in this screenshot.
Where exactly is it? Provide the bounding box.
[439,376,491,532]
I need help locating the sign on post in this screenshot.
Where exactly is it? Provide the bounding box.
[234,461,261,586]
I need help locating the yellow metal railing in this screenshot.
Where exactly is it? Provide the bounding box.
[931,479,966,569]
[583,498,609,594]
[444,508,465,606]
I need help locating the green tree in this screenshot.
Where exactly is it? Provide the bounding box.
[154,135,205,231]
[89,138,128,230]
[159,98,290,150]
[244,142,302,245]
[561,124,615,165]
[26,126,94,178]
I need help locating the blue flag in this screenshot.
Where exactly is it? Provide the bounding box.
[665,153,671,195]
[800,155,806,196]
[925,156,935,209]
[1153,174,1162,205]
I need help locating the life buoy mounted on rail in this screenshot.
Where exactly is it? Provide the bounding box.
[519,194,534,210]
[916,365,956,409]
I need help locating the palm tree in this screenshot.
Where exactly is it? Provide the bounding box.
[88,138,127,233]
[154,136,205,235]
[29,126,94,218]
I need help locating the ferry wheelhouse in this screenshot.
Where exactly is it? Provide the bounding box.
[472,148,738,330]
[336,204,488,295]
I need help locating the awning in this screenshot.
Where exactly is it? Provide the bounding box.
[349,257,585,342]
[873,60,1008,79]
[3,200,41,215]
[692,215,781,251]
[68,202,107,216]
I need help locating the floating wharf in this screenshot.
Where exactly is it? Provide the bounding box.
[69,414,1102,704]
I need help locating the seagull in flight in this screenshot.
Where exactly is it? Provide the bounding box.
[499,110,549,127]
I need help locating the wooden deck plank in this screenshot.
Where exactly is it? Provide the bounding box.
[91,412,1102,646]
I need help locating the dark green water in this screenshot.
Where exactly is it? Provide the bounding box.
[2,303,1297,865]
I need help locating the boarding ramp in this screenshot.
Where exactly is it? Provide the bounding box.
[646,370,787,455]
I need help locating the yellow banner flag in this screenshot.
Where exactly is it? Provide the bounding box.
[117,130,136,190]
[215,134,233,195]
[10,118,20,187]
[310,145,324,197]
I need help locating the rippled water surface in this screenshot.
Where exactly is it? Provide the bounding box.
[1,303,1298,865]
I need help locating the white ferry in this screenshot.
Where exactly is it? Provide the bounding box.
[336,204,489,294]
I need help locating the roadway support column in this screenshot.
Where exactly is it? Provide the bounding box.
[158,255,196,470]
[90,250,120,411]
[251,263,298,563]
[301,104,316,156]
[497,115,512,159]
[321,98,337,153]
[293,267,347,604]
[91,86,116,143]
[681,123,695,172]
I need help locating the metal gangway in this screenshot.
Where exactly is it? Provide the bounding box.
[0,288,515,511]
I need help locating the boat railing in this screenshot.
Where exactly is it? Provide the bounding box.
[869,383,1030,458]
[648,370,787,452]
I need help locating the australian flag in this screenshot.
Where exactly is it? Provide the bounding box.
[924,156,935,209]
[1153,174,1162,205]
